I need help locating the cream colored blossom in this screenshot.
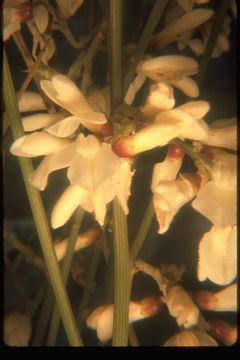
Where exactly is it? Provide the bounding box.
[164,329,217,346]
[18,91,46,113]
[192,151,236,227]
[3,2,32,41]
[4,311,32,346]
[200,118,237,150]
[197,225,237,286]
[86,296,162,342]
[164,284,199,328]
[33,3,49,34]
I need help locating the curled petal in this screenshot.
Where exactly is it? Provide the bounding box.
[124,74,146,105]
[142,82,175,118]
[177,101,210,119]
[169,76,199,97]
[164,284,199,328]
[29,143,76,190]
[51,185,89,229]
[10,132,71,157]
[18,91,46,113]
[22,113,61,132]
[197,225,237,286]
[138,55,199,82]
[164,330,218,347]
[151,157,182,191]
[113,161,134,215]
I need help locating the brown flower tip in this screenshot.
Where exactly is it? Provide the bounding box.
[167,144,185,161]
[14,3,33,22]
[97,122,113,137]
[112,136,134,158]
[140,295,163,317]
[193,290,218,310]
[208,320,237,346]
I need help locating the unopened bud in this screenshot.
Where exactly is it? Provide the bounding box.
[33,3,49,34]
[167,144,185,161]
[208,320,237,346]
[13,2,33,22]
[193,290,219,310]
[139,295,162,317]
[112,135,134,158]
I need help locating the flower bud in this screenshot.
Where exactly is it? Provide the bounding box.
[208,320,237,346]
[33,3,49,34]
[167,144,185,161]
[13,2,33,22]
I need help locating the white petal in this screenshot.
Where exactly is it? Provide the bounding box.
[77,111,107,125]
[192,182,236,227]
[201,118,237,150]
[124,74,146,105]
[86,305,106,329]
[29,143,76,190]
[76,134,100,159]
[114,161,134,215]
[155,109,209,141]
[151,158,182,191]
[188,39,205,56]
[138,55,199,82]
[87,87,109,114]
[91,188,107,226]
[33,4,49,34]
[214,284,237,312]
[18,91,46,113]
[10,132,71,157]
[198,225,236,285]
[51,185,89,228]
[46,116,82,137]
[96,306,114,342]
[4,19,21,41]
[143,82,175,114]
[22,113,61,132]
[177,101,210,119]
[68,143,121,191]
[169,76,199,97]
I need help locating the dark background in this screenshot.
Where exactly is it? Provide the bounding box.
[3,0,237,346]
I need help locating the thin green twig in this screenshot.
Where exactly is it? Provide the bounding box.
[123,0,169,95]
[47,208,84,346]
[3,51,82,346]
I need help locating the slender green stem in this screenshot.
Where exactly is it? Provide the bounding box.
[123,0,169,95]
[29,283,46,318]
[131,199,154,261]
[196,0,231,86]
[3,51,82,346]
[31,286,55,346]
[47,208,84,346]
[108,0,123,110]
[112,199,130,346]
[78,237,103,327]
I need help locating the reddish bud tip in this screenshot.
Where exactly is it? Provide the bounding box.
[97,123,113,137]
[167,144,185,161]
[208,320,237,346]
[140,295,163,317]
[193,290,218,310]
[14,3,33,22]
[112,136,134,158]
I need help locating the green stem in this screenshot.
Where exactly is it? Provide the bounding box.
[47,208,84,346]
[29,283,46,318]
[196,0,231,86]
[123,0,169,95]
[112,199,130,346]
[130,199,154,261]
[3,51,82,346]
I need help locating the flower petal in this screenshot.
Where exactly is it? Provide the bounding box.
[46,116,82,137]
[18,91,46,112]
[188,39,205,56]
[112,161,134,215]
[29,143,76,190]
[124,74,146,105]
[138,55,199,82]
[201,118,237,150]
[76,134,100,159]
[169,76,199,97]
[87,87,109,114]
[96,306,114,342]
[91,187,107,226]
[4,19,21,41]
[164,330,218,346]
[151,157,182,192]
[192,182,236,227]
[177,101,210,119]
[51,185,89,228]
[22,113,61,132]
[10,132,71,157]
[198,225,237,285]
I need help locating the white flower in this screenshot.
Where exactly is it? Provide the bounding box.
[56,0,85,19]
[164,329,217,346]
[192,151,236,227]
[40,74,108,135]
[18,91,46,113]
[194,283,237,312]
[197,225,237,286]
[4,311,32,346]
[3,2,32,41]
[86,296,162,342]
[112,101,210,157]
[137,55,200,97]
[33,3,49,34]
[164,284,199,328]
[50,134,134,227]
